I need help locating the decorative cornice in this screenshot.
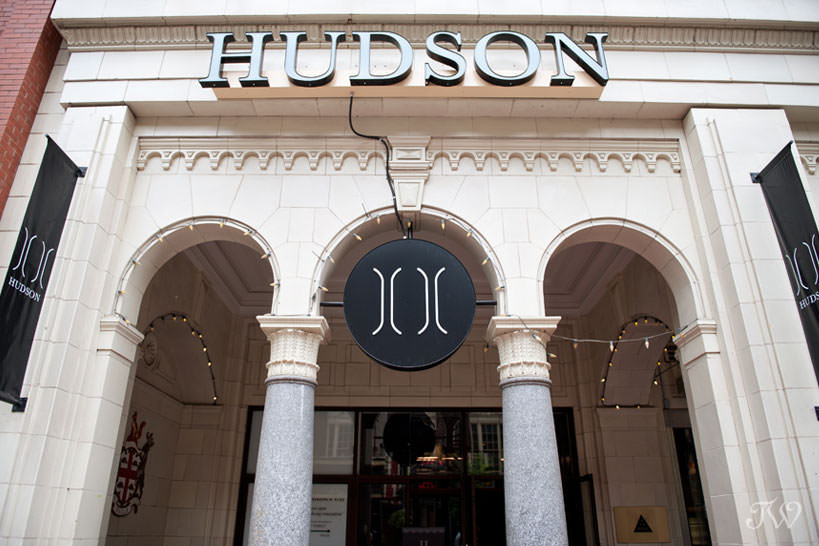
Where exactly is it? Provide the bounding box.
[430,138,681,174]
[137,137,384,172]
[137,136,681,175]
[797,141,819,175]
[60,23,817,52]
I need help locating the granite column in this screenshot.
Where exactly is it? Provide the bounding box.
[249,316,330,546]
[488,316,568,546]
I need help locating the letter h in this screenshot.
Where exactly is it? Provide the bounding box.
[199,32,273,88]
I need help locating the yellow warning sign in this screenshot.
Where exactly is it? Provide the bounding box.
[613,506,671,543]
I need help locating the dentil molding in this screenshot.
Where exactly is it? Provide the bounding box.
[136,136,682,175]
[60,23,817,53]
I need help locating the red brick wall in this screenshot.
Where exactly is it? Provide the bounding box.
[0,0,62,221]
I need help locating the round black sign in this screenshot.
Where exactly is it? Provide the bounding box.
[343,239,475,371]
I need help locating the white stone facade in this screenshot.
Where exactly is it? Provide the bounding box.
[0,1,818,545]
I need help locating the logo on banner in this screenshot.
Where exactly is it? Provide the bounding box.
[782,233,819,309]
[344,239,475,370]
[6,227,55,304]
[112,412,155,517]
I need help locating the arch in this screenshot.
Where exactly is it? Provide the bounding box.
[538,218,705,327]
[309,206,508,315]
[112,216,279,326]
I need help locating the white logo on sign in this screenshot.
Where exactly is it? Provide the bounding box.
[371,266,448,336]
[785,233,819,295]
[11,227,55,289]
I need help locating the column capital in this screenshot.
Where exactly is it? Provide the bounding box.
[256,315,330,385]
[674,319,719,365]
[486,315,561,342]
[99,315,145,361]
[256,314,331,342]
[487,316,562,386]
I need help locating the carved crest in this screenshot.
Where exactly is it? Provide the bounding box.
[111,411,155,517]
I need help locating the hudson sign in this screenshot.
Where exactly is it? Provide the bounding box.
[200,30,610,98]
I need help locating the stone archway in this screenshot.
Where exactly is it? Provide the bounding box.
[539,221,748,546]
[101,218,277,545]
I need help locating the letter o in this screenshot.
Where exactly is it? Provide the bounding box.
[474,31,541,86]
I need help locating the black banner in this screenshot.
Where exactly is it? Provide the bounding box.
[0,137,83,410]
[753,142,819,385]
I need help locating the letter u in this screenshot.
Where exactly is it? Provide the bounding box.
[280,31,346,87]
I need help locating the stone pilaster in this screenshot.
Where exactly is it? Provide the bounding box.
[488,316,569,546]
[249,316,329,546]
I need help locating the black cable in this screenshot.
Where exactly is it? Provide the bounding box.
[348,95,406,237]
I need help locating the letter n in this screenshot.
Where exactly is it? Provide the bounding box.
[544,32,609,86]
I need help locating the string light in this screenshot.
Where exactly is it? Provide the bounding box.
[551,316,685,348]
[353,232,362,241]
[141,312,219,404]
[482,256,490,266]
[591,315,681,409]
[376,215,381,225]
[495,285,505,292]
[319,285,329,292]
[441,218,446,231]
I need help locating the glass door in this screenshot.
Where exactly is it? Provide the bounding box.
[236,408,585,546]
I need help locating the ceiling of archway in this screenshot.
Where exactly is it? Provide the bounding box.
[183,240,275,316]
[543,242,636,318]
